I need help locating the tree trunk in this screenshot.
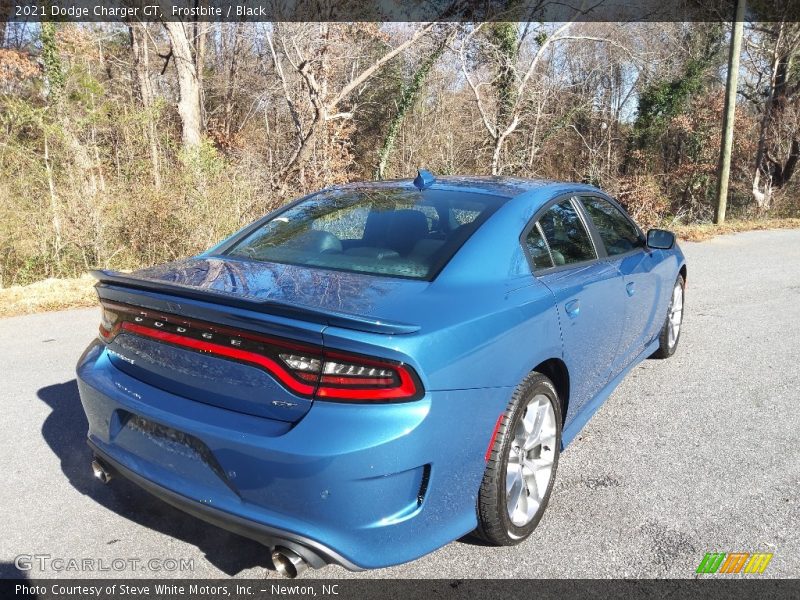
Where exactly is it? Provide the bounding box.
[751,23,800,208]
[752,23,783,209]
[491,119,518,175]
[222,22,243,138]
[129,24,161,188]
[163,21,203,149]
[488,22,519,134]
[194,19,208,129]
[283,60,325,180]
[43,135,62,274]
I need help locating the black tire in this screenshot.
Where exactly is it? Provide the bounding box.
[652,274,685,359]
[474,372,562,546]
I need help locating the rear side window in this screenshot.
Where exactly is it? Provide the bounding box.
[580,196,643,256]
[223,187,504,280]
[537,199,597,266]
[525,224,554,270]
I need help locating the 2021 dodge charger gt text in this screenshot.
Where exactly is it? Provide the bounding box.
[76,172,686,577]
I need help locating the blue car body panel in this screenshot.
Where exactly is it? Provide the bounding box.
[78,342,512,569]
[76,177,685,570]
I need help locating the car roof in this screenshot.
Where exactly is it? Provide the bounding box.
[335,176,600,200]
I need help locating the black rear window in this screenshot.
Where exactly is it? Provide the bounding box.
[223,187,505,280]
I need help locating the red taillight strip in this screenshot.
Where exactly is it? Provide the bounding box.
[103,300,320,354]
[103,300,423,402]
[120,321,316,396]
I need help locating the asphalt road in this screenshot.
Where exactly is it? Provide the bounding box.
[1,229,798,580]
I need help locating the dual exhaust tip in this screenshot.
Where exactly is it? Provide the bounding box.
[91,458,113,484]
[90,458,310,578]
[271,547,308,578]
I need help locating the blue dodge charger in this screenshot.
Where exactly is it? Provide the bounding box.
[77,172,686,577]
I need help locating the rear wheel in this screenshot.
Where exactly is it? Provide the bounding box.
[653,274,685,359]
[475,373,561,545]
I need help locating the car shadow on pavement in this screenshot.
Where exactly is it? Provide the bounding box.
[37,380,275,577]
[0,561,30,579]
[456,534,494,547]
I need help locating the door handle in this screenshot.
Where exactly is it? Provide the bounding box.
[626,282,636,297]
[565,299,580,318]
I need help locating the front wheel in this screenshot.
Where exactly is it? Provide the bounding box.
[474,373,562,546]
[652,274,685,359]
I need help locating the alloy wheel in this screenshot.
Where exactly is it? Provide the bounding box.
[505,394,557,527]
[668,281,684,349]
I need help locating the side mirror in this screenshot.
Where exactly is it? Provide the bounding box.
[646,228,676,250]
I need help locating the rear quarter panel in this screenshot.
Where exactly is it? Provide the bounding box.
[321,277,561,393]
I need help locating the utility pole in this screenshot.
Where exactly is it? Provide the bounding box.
[714,0,746,224]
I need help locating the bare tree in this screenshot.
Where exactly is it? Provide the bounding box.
[0,0,8,48]
[221,22,244,139]
[461,20,637,175]
[129,23,161,187]
[268,23,435,180]
[750,22,800,209]
[461,21,576,174]
[164,20,203,149]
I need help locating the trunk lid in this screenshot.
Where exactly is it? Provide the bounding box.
[97,256,427,334]
[92,257,427,423]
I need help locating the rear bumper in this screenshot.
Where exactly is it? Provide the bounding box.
[76,341,512,570]
[87,441,359,571]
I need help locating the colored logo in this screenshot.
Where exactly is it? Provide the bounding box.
[696,552,773,574]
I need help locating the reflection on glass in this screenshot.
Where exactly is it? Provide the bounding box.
[581,197,643,256]
[538,199,596,265]
[223,187,505,280]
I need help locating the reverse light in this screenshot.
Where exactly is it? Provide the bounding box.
[99,307,121,340]
[98,301,423,402]
[322,362,393,378]
[279,354,322,373]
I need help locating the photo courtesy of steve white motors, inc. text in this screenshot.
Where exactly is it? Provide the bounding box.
[15,2,274,18]
[14,583,341,597]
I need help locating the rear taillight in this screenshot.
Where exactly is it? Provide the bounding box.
[277,350,419,401]
[98,301,423,402]
[99,307,121,340]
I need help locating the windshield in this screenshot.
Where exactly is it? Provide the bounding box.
[223,186,505,280]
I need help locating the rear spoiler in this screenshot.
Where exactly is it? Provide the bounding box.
[90,270,420,335]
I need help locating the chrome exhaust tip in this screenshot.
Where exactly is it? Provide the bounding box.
[271,547,308,578]
[91,459,112,484]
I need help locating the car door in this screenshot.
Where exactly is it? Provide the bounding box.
[523,197,628,419]
[578,195,661,375]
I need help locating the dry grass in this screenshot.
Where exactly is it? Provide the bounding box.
[1,218,799,319]
[672,218,800,242]
[0,274,97,318]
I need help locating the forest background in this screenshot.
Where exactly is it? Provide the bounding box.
[1,18,799,312]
